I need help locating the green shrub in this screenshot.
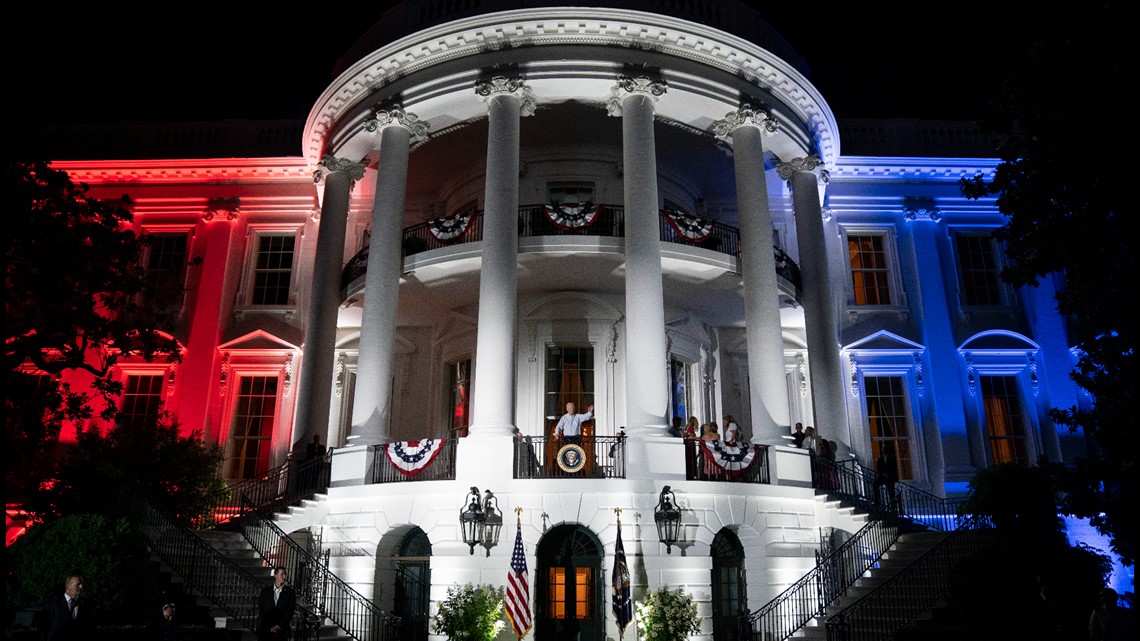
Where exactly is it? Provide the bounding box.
[635,586,701,641]
[432,583,505,641]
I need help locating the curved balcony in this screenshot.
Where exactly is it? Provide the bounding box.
[341,204,801,301]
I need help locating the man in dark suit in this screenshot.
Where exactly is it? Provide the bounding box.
[41,573,95,640]
[257,567,296,641]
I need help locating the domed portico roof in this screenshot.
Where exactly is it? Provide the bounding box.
[304,5,838,169]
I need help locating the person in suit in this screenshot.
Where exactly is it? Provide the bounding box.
[257,567,296,641]
[41,573,94,641]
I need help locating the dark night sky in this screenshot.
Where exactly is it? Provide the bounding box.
[8,2,1050,126]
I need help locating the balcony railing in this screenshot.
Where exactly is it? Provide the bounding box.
[207,453,331,526]
[513,435,626,479]
[340,204,802,300]
[370,439,458,484]
[684,440,771,483]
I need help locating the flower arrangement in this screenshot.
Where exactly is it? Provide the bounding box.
[432,583,506,641]
[634,585,702,641]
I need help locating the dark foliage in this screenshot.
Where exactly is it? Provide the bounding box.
[959,1,1137,565]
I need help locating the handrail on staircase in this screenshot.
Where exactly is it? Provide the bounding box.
[236,495,401,641]
[741,458,966,640]
[824,515,995,641]
[207,452,332,527]
[130,486,325,639]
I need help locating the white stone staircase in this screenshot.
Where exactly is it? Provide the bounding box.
[790,530,949,640]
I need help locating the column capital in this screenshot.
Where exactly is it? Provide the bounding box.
[475,75,537,116]
[363,107,429,140]
[313,156,367,184]
[776,155,830,183]
[605,75,667,116]
[712,105,778,138]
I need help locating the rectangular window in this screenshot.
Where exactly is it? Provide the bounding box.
[250,234,295,305]
[545,346,594,422]
[546,568,592,619]
[864,376,914,480]
[547,181,595,205]
[227,376,279,479]
[446,359,471,438]
[981,376,1029,465]
[847,233,891,305]
[143,233,189,309]
[119,374,164,430]
[957,234,1003,306]
[670,358,693,424]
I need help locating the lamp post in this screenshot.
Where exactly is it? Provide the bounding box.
[654,485,682,554]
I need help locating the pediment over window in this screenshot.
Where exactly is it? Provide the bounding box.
[218,329,300,353]
[959,330,1038,352]
[845,330,925,353]
[523,292,622,321]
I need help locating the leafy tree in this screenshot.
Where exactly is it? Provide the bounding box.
[960,1,1136,565]
[24,413,228,527]
[4,160,180,494]
[432,583,506,641]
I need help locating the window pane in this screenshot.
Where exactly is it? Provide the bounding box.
[447,360,471,437]
[120,374,164,429]
[545,346,595,420]
[144,233,188,309]
[865,376,914,479]
[957,234,1002,306]
[848,234,891,305]
[251,235,295,305]
[982,376,1028,464]
[548,568,566,619]
[228,376,279,479]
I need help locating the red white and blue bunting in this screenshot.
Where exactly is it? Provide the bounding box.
[700,440,757,475]
[427,210,473,242]
[662,209,716,243]
[544,203,603,230]
[385,439,447,477]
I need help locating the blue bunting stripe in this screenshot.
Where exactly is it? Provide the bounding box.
[385,439,447,477]
[700,440,757,475]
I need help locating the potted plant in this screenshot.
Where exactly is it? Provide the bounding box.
[432,583,506,641]
[635,585,702,641]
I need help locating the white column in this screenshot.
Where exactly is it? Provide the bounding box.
[294,157,364,450]
[713,107,790,445]
[609,75,671,438]
[780,156,850,447]
[470,76,535,437]
[349,109,428,446]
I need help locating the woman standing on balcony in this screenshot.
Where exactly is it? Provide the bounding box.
[684,416,700,440]
[722,415,740,446]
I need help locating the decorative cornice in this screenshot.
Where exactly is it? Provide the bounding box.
[313,156,367,185]
[777,155,829,183]
[605,75,667,116]
[903,206,943,223]
[830,157,1000,183]
[53,158,315,184]
[202,197,241,222]
[475,76,537,117]
[712,105,778,138]
[363,108,430,140]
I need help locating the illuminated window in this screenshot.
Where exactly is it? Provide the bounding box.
[227,376,278,479]
[249,234,296,306]
[545,347,594,422]
[865,376,915,479]
[981,376,1029,465]
[446,359,471,438]
[546,567,593,619]
[119,374,164,430]
[956,233,1004,306]
[670,359,693,424]
[142,232,188,309]
[847,233,892,305]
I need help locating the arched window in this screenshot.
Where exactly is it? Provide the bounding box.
[711,528,747,641]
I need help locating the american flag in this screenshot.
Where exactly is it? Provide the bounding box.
[505,520,532,638]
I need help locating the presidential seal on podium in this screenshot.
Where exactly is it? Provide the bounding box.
[556,443,587,474]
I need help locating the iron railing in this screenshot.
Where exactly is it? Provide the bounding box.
[519,203,625,238]
[132,488,328,640]
[658,214,741,256]
[236,495,402,641]
[210,453,331,526]
[741,460,965,640]
[685,441,771,484]
[513,435,626,479]
[370,439,458,484]
[824,517,995,641]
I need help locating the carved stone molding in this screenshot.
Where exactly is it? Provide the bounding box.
[218,353,230,397]
[777,155,830,184]
[712,105,778,138]
[797,354,808,398]
[363,107,429,140]
[283,354,294,397]
[903,206,943,223]
[334,353,347,398]
[474,75,537,116]
[202,197,241,222]
[964,355,977,396]
[913,354,925,398]
[849,354,861,397]
[313,156,367,185]
[1029,354,1040,396]
[608,320,620,364]
[166,364,177,396]
[605,75,667,116]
